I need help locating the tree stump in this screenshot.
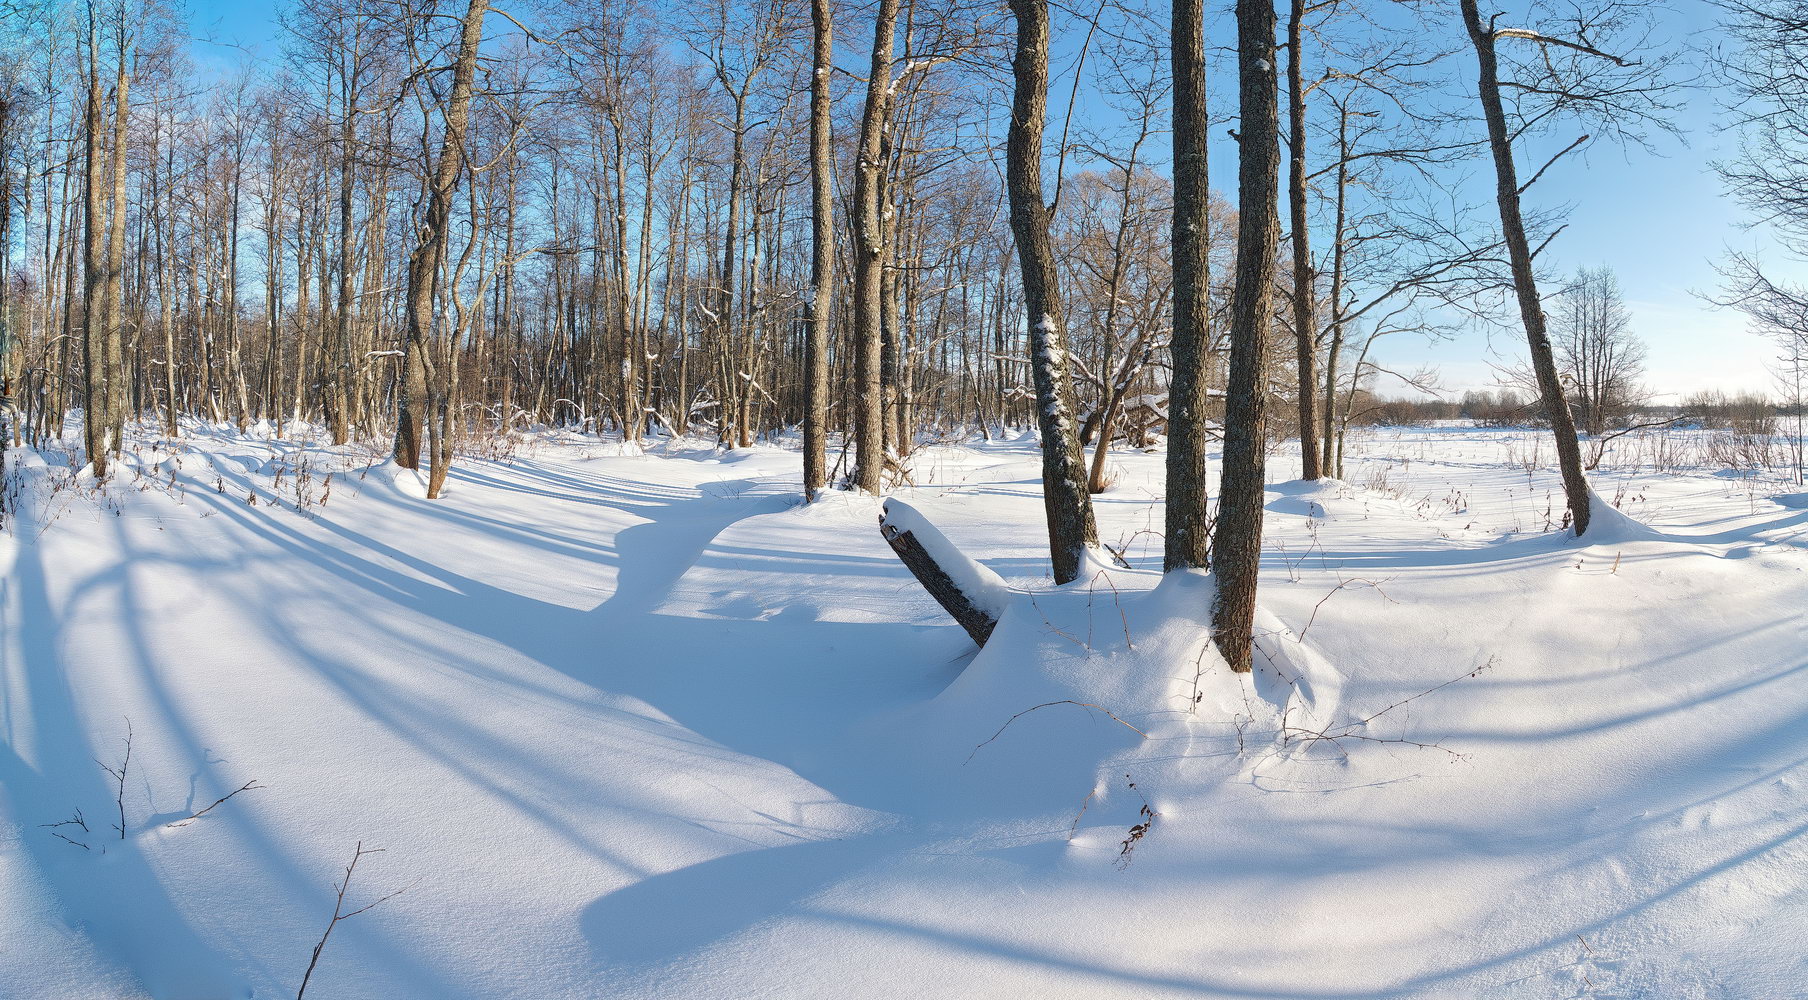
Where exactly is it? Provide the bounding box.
[879,499,1005,647]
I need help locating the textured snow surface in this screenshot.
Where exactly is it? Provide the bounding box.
[3,421,1806,999]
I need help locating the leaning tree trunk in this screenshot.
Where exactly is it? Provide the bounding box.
[397,0,487,494]
[1007,0,1099,585]
[1461,0,1592,535]
[1286,0,1321,481]
[879,499,1006,647]
[1166,0,1212,572]
[1212,0,1282,673]
[804,0,834,500]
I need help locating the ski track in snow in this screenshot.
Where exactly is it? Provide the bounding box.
[2,422,1806,999]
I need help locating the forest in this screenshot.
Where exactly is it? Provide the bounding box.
[2,0,1807,998]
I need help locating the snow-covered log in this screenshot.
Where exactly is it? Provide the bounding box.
[879,499,1008,647]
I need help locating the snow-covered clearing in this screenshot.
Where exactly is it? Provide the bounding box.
[3,423,1805,999]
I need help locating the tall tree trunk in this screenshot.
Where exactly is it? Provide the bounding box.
[331,60,357,446]
[1212,0,1281,672]
[226,134,251,432]
[611,115,636,443]
[1286,0,1321,480]
[1460,0,1592,535]
[1320,118,1349,477]
[717,97,749,450]
[158,109,178,438]
[0,85,12,483]
[851,0,898,493]
[1166,0,1212,571]
[1007,0,1099,585]
[79,8,110,476]
[880,199,902,455]
[103,25,129,457]
[398,0,488,494]
[804,0,834,499]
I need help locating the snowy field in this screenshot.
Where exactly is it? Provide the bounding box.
[3,422,1806,999]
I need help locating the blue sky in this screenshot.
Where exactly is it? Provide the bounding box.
[178,0,1785,399]
[1443,3,1782,401]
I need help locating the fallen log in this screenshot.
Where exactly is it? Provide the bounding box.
[879,498,1008,647]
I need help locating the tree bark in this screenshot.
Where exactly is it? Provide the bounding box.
[1212,0,1281,672]
[851,0,898,493]
[804,0,834,499]
[879,499,1002,647]
[330,48,358,446]
[79,7,111,477]
[1320,111,1349,477]
[1460,0,1592,535]
[1166,0,1212,571]
[397,0,488,493]
[101,20,129,457]
[1007,0,1100,585]
[1286,0,1321,480]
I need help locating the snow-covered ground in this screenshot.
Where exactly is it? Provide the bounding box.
[3,421,1805,999]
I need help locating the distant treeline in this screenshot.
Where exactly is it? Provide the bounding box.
[1345,389,1796,433]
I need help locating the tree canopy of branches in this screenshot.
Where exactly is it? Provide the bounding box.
[0,0,1710,632]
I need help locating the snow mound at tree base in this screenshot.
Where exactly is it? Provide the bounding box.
[361,457,432,498]
[1574,488,1661,543]
[892,563,1347,844]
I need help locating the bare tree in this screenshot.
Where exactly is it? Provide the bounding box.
[1715,0,1808,270]
[851,0,900,493]
[0,47,24,495]
[1054,23,1174,497]
[282,0,391,446]
[1166,0,1211,571]
[687,0,798,451]
[79,0,129,477]
[1211,0,1282,672]
[1552,264,1644,436]
[1458,0,1679,535]
[394,0,489,500]
[1006,0,1099,584]
[1284,0,1325,480]
[1712,1,1808,485]
[803,0,832,499]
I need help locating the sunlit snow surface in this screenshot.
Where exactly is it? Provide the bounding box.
[3,420,1805,999]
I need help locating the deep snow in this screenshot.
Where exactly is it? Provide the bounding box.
[2,422,1805,999]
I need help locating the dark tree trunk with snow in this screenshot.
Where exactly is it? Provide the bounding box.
[1006,0,1099,585]
[851,0,899,494]
[1460,0,1592,535]
[1212,0,1281,673]
[879,500,1001,647]
[1286,0,1321,481]
[1166,0,1213,571]
[804,0,833,500]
